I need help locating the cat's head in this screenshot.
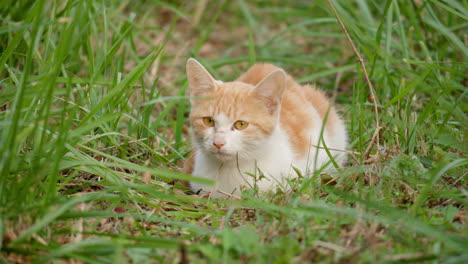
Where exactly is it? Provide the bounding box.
[186,58,286,161]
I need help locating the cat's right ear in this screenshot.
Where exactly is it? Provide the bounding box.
[186,58,216,101]
[252,69,286,115]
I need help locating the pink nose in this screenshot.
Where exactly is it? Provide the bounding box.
[213,138,225,149]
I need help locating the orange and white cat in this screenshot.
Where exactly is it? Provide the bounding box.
[186,58,347,198]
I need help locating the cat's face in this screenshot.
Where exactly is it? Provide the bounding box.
[186,58,286,161]
[190,82,275,161]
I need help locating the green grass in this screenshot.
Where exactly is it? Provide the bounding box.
[1,0,467,263]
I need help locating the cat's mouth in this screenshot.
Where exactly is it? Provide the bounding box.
[211,149,235,160]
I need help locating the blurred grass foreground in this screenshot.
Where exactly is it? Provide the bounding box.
[0,0,467,263]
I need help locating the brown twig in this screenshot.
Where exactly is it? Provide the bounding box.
[217,190,241,200]
[326,0,381,156]
[192,0,208,26]
[312,145,361,155]
[363,126,383,158]
[314,240,350,254]
[312,145,361,164]
[179,242,189,264]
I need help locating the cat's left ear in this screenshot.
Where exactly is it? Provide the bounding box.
[186,58,217,101]
[252,69,286,115]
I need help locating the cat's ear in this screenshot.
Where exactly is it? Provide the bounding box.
[252,69,286,115]
[186,58,216,99]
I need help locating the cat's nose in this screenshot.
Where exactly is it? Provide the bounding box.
[213,138,225,149]
[213,142,224,149]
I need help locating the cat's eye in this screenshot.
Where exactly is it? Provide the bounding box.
[202,117,215,127]
[233,120,249,130]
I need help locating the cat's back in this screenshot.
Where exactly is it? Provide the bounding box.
[237,63,283,85]
[238,63,345,159]
[238,64,332,117]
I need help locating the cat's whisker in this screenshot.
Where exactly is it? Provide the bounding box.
[237,149,257,160]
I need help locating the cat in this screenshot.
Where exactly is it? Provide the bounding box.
[185,58,347,198]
